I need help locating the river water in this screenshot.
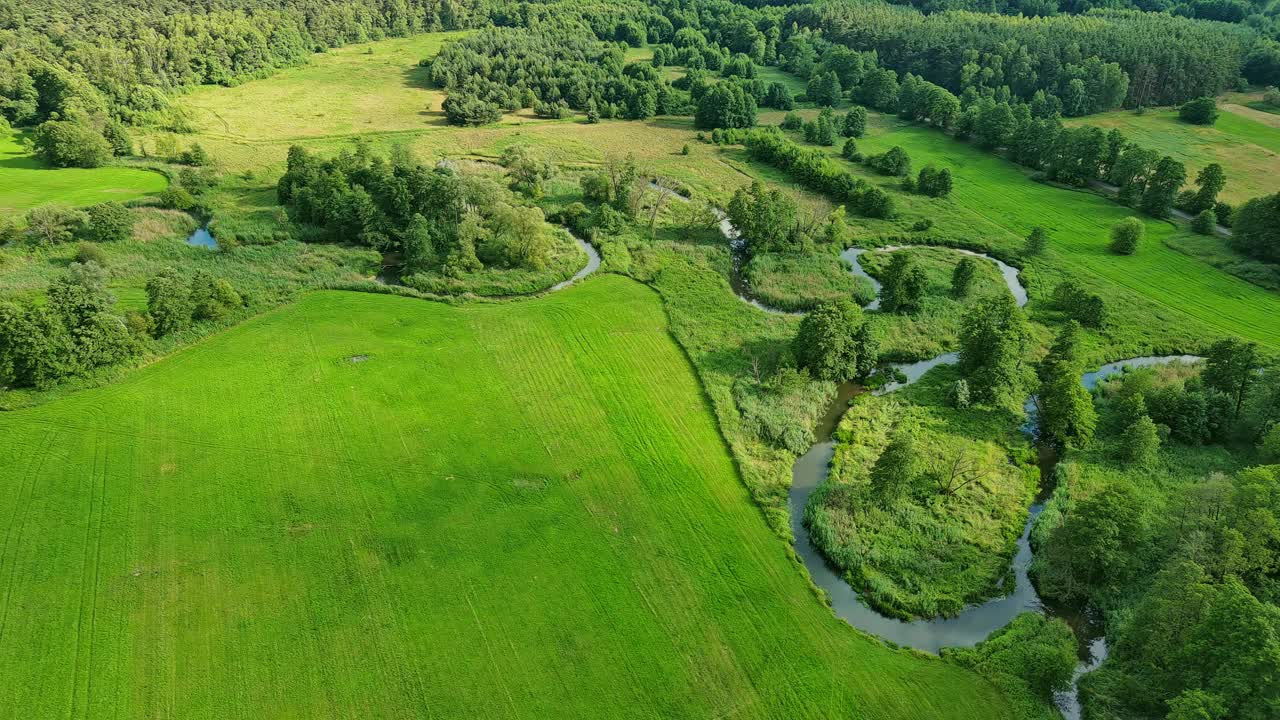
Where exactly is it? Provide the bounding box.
[701,200,1197,718]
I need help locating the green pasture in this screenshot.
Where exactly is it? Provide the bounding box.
[1068,106,1280,204]
[755,112,1280,355]
[0,279,1016,719]
[0,130,168,217]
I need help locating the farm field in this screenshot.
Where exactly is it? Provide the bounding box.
[760,110,1280,354]
[0,130,168,215]
[1067,105,1280,204]
[0,278,1014,719]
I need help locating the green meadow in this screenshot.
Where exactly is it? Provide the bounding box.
[0,278,1016,719]
[0,130,167,216]
[1069,105,1280,204]
[756,110,1280,356]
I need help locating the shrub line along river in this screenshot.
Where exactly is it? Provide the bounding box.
[688,185,1198,719]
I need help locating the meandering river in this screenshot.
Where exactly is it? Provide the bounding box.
[696,192,1196,718]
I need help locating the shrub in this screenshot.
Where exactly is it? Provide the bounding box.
[1191,209,1216,234]
[1024,226,1048,256]
[159,187,196,211]
[867,146,911,176]
[80,202,134,243]
[841,137,858,160]
[1110,217,1144,255]
[1178,96,1218,125]
[74,242,108,266]
[180,143,210,166]
[780,112,803,131]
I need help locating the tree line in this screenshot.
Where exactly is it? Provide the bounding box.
[1,0,488,128]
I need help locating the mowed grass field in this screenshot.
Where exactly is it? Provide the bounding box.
[0,131,167,216]
[180,31,472,143]
[1068,105,1280,204]
[758,110,1280,353]
[0,278,1013,719]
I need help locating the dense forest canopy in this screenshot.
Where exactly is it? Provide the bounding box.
[783,1,1266,104]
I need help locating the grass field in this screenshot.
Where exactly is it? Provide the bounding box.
[1068,106,1280,204]
[179,32,471,143]
[755,111,1280,356]
[0,130,168,216]
[0,278,1016,718]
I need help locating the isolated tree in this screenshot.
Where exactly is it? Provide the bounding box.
[951,257,978,297]
[871,426,920,505]
[80,202,133,243]
[1024,226,1048,256]
[1110,217,1145,255]
[1202,338,1261,418]
[1036,322,1097,448]
[793,298,878,382]
[959,292,1033,407]
[841,137,859,160]
[1179,96,1219,125]
[881,253,927,313]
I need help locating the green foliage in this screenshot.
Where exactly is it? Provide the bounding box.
[802,109,837,146]
[1179,96,1220,126]
[807,70,842,107]
[950,257,978,297]
[1023,226,1048,256]
[958,292,1032,408]
[1231,192,1280,263]
[79,202,134,243]
[810,367,1035,618]
[22,206,86,245]
[880,252,928,313]
[841,106,868,138]
[145,267,194,337]
[867,145,912,176]
[694,82,756,130]
[916,164,952,197]
[1036,322,1097,448]
[1118,414,1160,466]
[1110,216,1145,255]
[31,115,112,168]
[734,366,833,454]
[792,298,877,382]
[727,180,797,256]
[943,613,1077,708]
[1192,209,1216,234]
[442,93,503,125]
[1052,282,1108,328]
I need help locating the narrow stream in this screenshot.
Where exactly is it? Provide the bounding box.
[686,190,1196,717]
